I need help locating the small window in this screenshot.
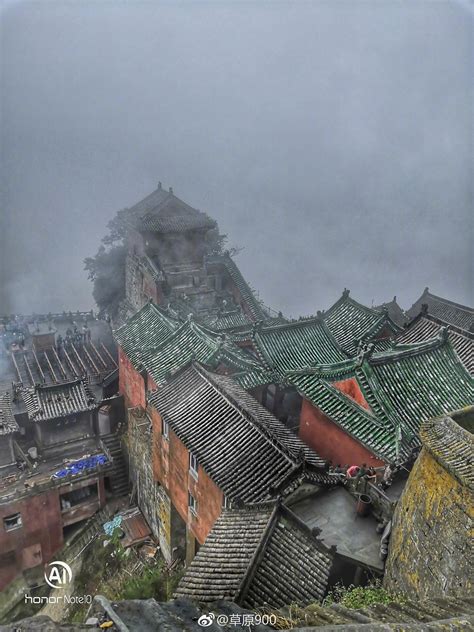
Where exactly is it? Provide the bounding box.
[188,492,197,516]
[162,418,169,440]
[189,452,198,479]
[3,513,22,531]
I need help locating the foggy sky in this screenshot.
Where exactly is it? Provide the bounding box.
[1,0,472,318]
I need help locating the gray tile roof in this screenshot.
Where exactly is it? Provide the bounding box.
[21,379,97,422]
[148,363,326,503]
[127,186,216,234]
[407,287,473,331]
[174,503,333,608]
[395,312,473,375]
[208,254,267,321]
[0,392,19,435]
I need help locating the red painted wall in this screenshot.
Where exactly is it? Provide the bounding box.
[0,474,106,591]
[0,488,62,590]
[151,407,223,545]
[333,378,371,411]
[119,347,146,409]
[299,398,385,468]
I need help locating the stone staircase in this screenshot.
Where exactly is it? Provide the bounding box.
[101,434,129,497]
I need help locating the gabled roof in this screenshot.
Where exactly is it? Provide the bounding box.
[374,296,407,327]
[323,289,401,356]
[0,392,19,435]
[407,287,473,332]
[356,334,473,451]
[288,371,393,460]
[288,333,473,462]
[174,502,333,608]
[395,311,473,375]
[136,316,267,388]
[252,317,347,374]
[21,380,97,422]
[148,364,327,503]
[202,309,252,331]
[114,301,178,363]
[127,185,216,234]
[208,254,267,321]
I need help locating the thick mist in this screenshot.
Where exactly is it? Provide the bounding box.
[1,1,472,317]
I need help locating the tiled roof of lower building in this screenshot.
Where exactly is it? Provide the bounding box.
[288,333,473,462]
[356,334,473,451]
[323,290,400,356]
[406,287,473,331]
[148,364,326,503]
[174,503,333,608]
[288,371,394,460]
[395,312,473,375]
[114,301,178,363]
[137,317,266,387]
[253,318,347,373]
[21,379,97,421]
[0,392,19,435]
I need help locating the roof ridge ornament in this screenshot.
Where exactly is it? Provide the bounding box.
[342,288,350,299]
[420,303,429,316]
[356,341,375,366]
[438,326,450,343]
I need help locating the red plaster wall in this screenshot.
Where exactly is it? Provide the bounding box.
[299,399,385,468]
[0,489,63,590]
[118,347,146,409]
[151,408,223,545]
[333,378,371,411]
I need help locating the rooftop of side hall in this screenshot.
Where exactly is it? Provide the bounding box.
[0,311,118,398]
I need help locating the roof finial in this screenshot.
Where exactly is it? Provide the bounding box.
[420,303,428,316]
[157,181,162,190]
[342,288,350,299]
[169,186,173,194]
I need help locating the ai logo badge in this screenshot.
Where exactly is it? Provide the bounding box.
[44,561,73,588]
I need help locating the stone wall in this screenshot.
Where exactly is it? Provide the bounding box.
[384,445,473,599]
[127,408,172,561]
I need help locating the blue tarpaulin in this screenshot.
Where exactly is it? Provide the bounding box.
[52,453,108,479]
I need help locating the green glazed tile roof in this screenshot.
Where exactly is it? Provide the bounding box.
[253,317,347,374]
[203,309,253,331]
[137,316,266,387]
[356,334,473,449]
[323,290,400,356]
[114,301,178,364]
[288,332,473,462]
[288,371,395,460]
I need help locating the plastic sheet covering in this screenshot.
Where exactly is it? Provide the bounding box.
[51,453,108,479]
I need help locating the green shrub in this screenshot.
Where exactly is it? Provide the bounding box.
[324,579,405,609]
